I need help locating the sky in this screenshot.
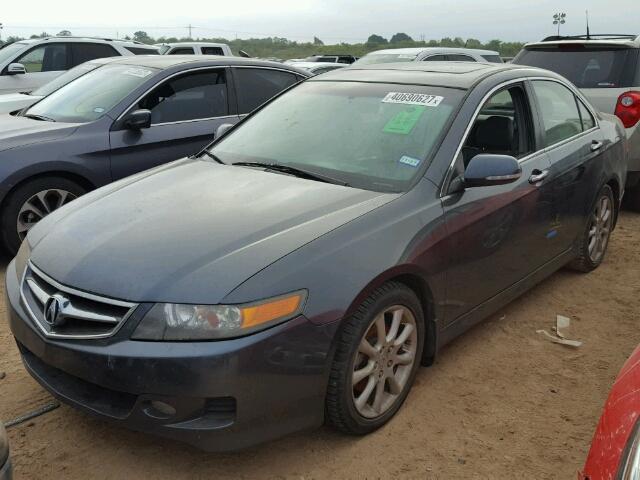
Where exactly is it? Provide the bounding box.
[1,0,638,44]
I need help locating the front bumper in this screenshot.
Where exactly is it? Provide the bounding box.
[5,260,339,451]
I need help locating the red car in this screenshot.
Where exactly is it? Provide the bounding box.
[580,345,640,479]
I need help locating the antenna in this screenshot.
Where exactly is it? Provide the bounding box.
[586,10,591,39]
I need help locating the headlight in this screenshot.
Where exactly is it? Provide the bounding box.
[620,418,640,480]
[132,290,306,341]
[14,239,31,279]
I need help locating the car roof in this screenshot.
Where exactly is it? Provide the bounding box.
[157,42,230,48]
[525,34,640,49]
[312,61,553,89]
[15,37,156,47]
[365,47,500,56]
[101,55,311,75]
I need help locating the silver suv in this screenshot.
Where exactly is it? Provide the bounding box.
[354,47,503,65]
[513,34,640,209]
[0,37,158,94]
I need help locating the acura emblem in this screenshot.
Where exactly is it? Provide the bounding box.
[44,294,67,326]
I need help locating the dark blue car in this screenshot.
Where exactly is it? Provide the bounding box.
[0,56,309,253]
[6,62,627,451]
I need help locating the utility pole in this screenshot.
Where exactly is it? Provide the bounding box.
[0,23,3,43]
[187,24,193,39]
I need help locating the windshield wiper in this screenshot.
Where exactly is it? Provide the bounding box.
[232,162,350,187]
[199,150,225,164]
[23,113,55,122]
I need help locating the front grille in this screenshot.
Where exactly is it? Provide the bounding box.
[20,262,137,339]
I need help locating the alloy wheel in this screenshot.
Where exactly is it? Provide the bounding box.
[351,305,418,419]
[17,189,77,240]
[587,194,613,263]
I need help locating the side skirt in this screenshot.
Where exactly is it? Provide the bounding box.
[435,248,576,352]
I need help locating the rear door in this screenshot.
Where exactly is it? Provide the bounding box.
[231,67,301,115]
[69,43,120,67]
[441,83,556,323]
[529,79,606,250]
[109,67,240,179]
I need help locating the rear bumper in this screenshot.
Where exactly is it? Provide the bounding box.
[6,260,339,451]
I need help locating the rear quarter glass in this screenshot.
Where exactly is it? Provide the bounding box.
[514,46,640,88]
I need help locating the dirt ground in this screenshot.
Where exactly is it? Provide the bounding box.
[1,212,639,480]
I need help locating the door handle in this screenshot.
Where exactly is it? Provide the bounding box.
[529,169,549,184]
[591,140,603,152]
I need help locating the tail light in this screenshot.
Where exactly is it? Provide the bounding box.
[615,91,640,128]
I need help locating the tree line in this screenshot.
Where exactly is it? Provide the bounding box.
[0,31,526,58]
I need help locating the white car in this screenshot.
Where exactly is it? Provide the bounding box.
[157,42,233,56]
[0,37,158,94]
[355,47,503,65]
[0,57,121,114]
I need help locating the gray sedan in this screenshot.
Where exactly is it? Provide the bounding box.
[7,62,626,451]
[0,56,309,253]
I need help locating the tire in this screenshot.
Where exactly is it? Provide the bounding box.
[1,176,86,255]
[569,184,615,273]
[326,281,425,435]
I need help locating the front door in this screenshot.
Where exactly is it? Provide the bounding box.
[109,67,240,180]
[441,83,557,323]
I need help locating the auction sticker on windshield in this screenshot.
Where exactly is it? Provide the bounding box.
[382,92,443,107]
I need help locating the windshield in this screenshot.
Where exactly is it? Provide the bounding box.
[0,42,28,66]
[355,53,418,65]
[31,62,101,97]
[210,81,463,192]
[158,45,171,55]
[25,64,158,123]
[514,46,639,88]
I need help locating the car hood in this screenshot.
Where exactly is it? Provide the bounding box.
[0,114,77,153]
[29,158,396,304]
[0,92,41,114]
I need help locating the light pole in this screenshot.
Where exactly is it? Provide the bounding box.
[0,23,3,43]
[553,12,566,36]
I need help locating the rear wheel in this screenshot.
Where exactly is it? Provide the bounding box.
[326,282,424,435]
[569,184,615,272]
[1,177,85,254]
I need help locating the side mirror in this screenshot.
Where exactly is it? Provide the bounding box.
[215,123,235,138]
[463,154,521,188]
[124,109,151,130]
[7,63,27,75]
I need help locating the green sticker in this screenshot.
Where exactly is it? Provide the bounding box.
[383,106,426,135]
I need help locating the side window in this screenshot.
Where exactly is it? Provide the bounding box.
[201,47,224,55]
[169,47,195,55]
[234,68,298,114]
[337,56,353,64]
[71,43,119,67]
[532,80,583,147]
[137,69,228,124]
[448,54,476,62]
[16,44,69,72]
[577,99,596,130]
[423,55,447,62]
[461,85,533,167]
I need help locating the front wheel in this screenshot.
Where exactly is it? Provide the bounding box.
[326,282,425,435]
[1,177,85,254]
[569,184,615,272]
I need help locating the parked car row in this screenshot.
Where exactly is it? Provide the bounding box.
[4,52,627,454]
